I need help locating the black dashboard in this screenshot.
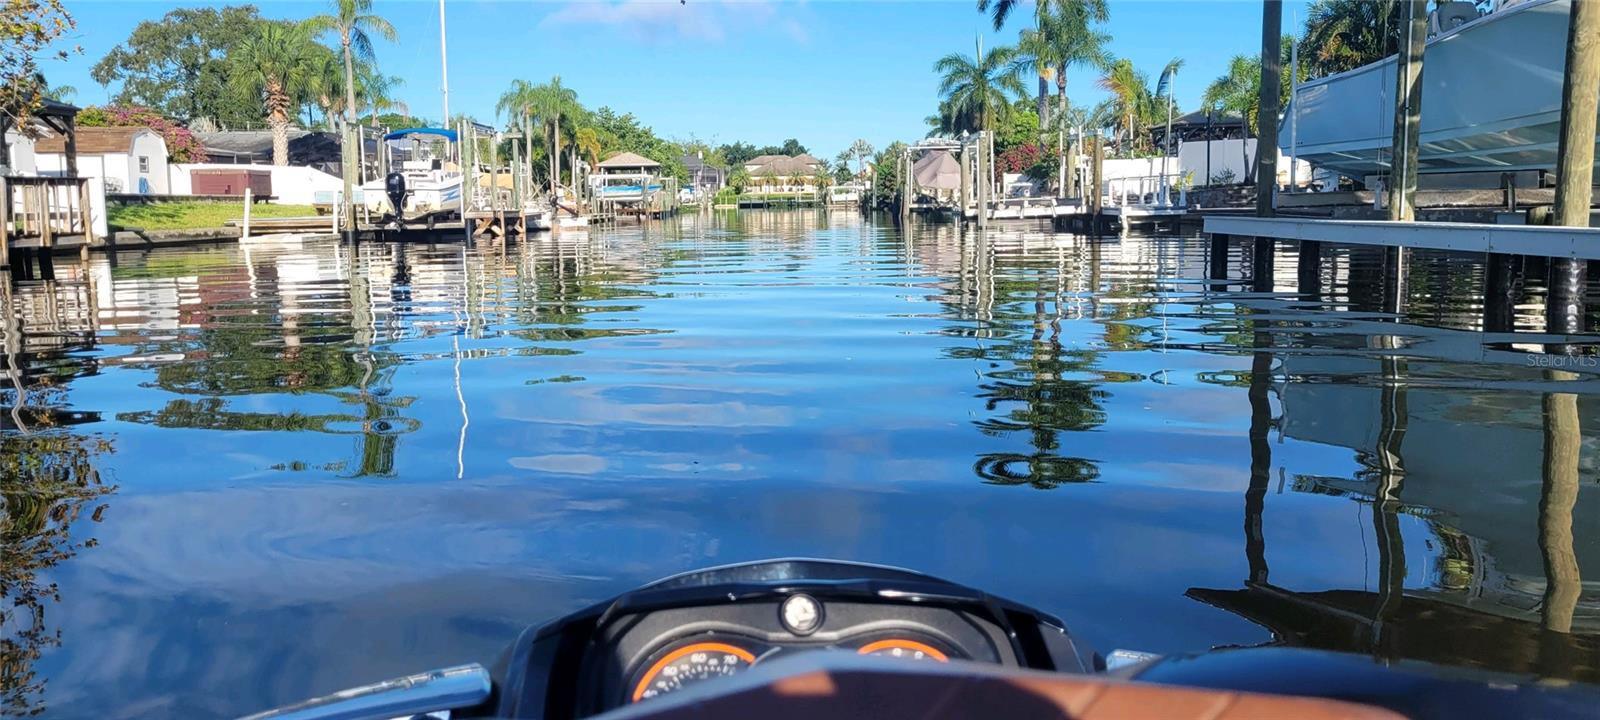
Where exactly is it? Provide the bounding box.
[481,560,1099,718]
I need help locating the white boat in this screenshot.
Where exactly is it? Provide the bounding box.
[362,128,463,224]
[1287,0,1576,181]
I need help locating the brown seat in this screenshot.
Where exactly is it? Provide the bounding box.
[596,653,1405,720]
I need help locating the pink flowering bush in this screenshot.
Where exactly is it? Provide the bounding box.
[76,105,207,163]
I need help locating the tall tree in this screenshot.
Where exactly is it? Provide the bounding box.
[1202,54,1263,182]
[230,22,317,165]
[357,66,406,126]
[848,138,875,176]
[89,6,262,125]
[498,76,582,195]
[1301,0,1401,78]
[2,0,76,136]
[978,0,1108,126]
[305,0,396,129]
[934,40,1026,136]
[1096,57,1182,156]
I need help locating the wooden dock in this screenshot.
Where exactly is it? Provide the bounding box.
[1204,215,1600,260]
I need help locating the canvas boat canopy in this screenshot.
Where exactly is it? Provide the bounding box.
[913,150,961,190]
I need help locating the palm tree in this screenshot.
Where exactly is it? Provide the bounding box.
[1095,57,1182,156]
[934,39,1026,136]
[1202,55,1263,183]
[305,46,346,128]
[979,0,1108,126]
[231,23,317,165]
[498,77,581,196]
[977,0,1106,33]
[305,0,397,128]
[574,126,602,170]
[848,138,874,176]
[357,67,406,126]
[1301,0,1400,78]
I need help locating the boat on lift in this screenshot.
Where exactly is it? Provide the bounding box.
[362,127,463,228]
[1287,0,1577,182]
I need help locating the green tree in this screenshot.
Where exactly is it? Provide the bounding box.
[230,22,318,165]
[1301,0,1400,79]
[979,0,1108,127]
[1202,54,1262,183]
[717,141,759,165]
[305,0,396,131]
[357,66,405,126]
[1097,56,1182,156]
[2,0,77,133]
[778,138,808,156]
[935,39,1026,136]
[89,6,262,126]
[848,138,875,176]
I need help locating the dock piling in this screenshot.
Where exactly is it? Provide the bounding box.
[1388,0,1429,222]
[1554,0,1600,227]
[1255,0,1282,218]
[1209,233,1230,281]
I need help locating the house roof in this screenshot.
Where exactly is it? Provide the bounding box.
[1172,109,1245,127]
[682,153,724,172]
[35,126,159,154]
[747,154,821,176]
[598,151,660,168]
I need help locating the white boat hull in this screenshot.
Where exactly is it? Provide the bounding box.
[361,176,462,222]
[1287,0,1577,179]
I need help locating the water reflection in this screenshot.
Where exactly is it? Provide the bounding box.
[1,278,117,717]
[0,213,1595,717]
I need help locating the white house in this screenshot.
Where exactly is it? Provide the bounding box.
[36,126,170,195]
[3,128,38,175]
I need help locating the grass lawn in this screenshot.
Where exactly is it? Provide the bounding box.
[107,201,320,231]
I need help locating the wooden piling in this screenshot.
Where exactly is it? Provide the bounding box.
[977,134,988,229]
[1090,137,1104,217]
[1255,0,1282,218]
[1209,233,1230,280]
[1554,0,1600,227]
[341,123,357,234]
[1252,237,1274,292]
[243,188,253,240]
[1,179,9,268]
[1388,0,1429,222]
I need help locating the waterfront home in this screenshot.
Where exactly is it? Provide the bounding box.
[36,126,170,194]
[743,153,824,193]
[682,153,726,191]
[194,129,357,177]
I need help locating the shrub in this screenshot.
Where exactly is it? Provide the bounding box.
[77,105,207,163]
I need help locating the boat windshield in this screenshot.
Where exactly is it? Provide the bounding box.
[387,134,457,172]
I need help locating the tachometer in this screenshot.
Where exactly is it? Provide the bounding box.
[857,638,950,662]
[631,641,757,702]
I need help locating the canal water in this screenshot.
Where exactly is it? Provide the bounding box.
[4,210,1597,718]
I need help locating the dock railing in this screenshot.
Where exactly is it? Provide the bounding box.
[1105,174,1186,210]
[2,176,96,266]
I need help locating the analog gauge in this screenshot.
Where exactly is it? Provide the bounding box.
[857,638,950,662]
[631,641,757,703]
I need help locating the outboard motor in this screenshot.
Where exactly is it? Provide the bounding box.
[384,171,408,223]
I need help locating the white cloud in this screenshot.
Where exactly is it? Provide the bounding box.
[539,0,809,45]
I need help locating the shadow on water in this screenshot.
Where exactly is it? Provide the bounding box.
[0,213,1596,716]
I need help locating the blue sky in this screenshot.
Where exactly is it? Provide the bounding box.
[50,1,1309,160]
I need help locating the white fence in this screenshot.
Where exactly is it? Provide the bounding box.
[169,163,344,205]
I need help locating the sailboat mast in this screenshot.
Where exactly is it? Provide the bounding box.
[439,0,450,123]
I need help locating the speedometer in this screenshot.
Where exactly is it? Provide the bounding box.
[630,641,757,703]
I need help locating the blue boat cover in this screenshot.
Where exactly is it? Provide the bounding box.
[384,127,458,142]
